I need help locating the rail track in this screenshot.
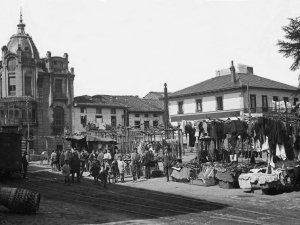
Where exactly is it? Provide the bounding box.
[3,171,298,225]
[29,171,300,222]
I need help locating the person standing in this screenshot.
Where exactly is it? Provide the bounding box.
[50,150,57,172]
[117,156,125,183]
[97,149,104,170]
[70,153,81,183]
[83,149,89,172]
[60,150,65,169]
[88,150,97,176]
[162,148,172,182]
[22,151,29,178]
[143,148,151,179]
[62,160,71,185]
[56,150,61,171]
[131,148,140,180]
[90,158,101,185]
[114,148,121,161]
[98,167,109,188]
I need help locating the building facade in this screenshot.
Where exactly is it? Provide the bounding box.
[168,62,298,124]
[0,14,75,154]
[74,95,164,132]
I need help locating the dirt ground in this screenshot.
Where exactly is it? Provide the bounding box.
[1,155,300,225]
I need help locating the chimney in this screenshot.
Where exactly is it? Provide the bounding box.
[46,51,51,59]
[230,61,236,84]
[63,53,68,60]
[71,67,74,74]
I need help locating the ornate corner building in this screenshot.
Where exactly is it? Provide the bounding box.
[0,13,75,154]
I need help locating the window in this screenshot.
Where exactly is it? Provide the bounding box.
[273,96,279,102]
[134,121,140,128]
[294,98,299,106]
[8,76,16,96]
[95,115,103,123]
[111,108,116,114]
[53,106,64,135]
[216,97,223,110]
[144,121,149,130]
[96,107,102,114]
[153,121,158,127]
[196,99,202,112]
[250,95,256,112]
[262,95,268,112]
[80,107,86,113]
[153,114,158,117]
[7,58,17,71]
[144,114,149,118]
[54,79,63,98]
[283,97,289,103]
[135,114,140,117]
[178,101,184,114]
[25,77,32,96]
[111,116,116,127]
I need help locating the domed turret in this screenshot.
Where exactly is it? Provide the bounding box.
[7,10,40,59]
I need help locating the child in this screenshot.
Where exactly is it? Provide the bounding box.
[111,159,119,183]
[62,160,71,185]
[90,158,101,185]
[98,167,110,188]
[117,156,125,183]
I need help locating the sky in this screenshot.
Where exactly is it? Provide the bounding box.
[1,0,300,98]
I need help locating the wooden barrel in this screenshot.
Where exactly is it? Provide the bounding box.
[0,187,41,214]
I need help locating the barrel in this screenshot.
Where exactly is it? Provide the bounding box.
[0,187,41,214]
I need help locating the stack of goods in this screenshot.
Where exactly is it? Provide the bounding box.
[193,163,216,186]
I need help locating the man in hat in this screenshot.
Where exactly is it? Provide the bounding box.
[162,147,172,182]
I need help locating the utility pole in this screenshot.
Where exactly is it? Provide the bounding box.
[26,96,30,161]
[164,83,170,139]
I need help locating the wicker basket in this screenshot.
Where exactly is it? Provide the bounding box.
[0,187,41,214]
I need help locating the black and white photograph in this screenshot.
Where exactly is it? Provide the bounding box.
[1,0,300,224]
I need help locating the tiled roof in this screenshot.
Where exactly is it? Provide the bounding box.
[143,99,164,110]
[169,74,297,98]
[74,95,164,112]
[105,95,163,112]
[74,95,124,108]
[143,92,171,100]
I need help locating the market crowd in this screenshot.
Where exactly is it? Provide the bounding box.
[43,144,174,188]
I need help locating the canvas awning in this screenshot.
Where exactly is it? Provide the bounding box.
[86,135,117,143]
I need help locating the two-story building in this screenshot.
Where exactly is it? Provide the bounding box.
[168,61,298,124]
[73,95,164,132]
[0,13,75,154]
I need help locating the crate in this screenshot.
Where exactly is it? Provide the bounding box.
[219,180,234,189]
[192,178,215,187]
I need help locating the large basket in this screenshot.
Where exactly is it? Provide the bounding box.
[0,187,41,214]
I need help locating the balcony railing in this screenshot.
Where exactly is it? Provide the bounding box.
[0,118,37,126]
[53,92,68,100]
[244,107,295,114]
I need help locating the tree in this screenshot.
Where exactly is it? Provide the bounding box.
[277,17,300,71]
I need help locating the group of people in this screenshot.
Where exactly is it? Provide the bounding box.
[44,144,175,187]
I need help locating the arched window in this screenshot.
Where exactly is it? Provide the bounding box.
[53,106,64,135]
[7,58,17,71]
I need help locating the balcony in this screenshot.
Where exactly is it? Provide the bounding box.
[53,92,68,100]
[0,117,37,127]
[244,107,294,114]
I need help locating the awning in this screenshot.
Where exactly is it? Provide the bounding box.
[86,135,117,143]
[64,135,86,141]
